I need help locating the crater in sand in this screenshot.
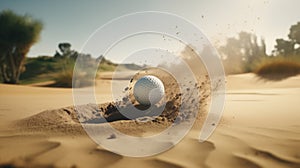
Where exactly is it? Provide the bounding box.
[15,68,211,137]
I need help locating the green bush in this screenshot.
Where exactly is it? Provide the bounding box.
[254,56,300,80]
[20,56,58,80]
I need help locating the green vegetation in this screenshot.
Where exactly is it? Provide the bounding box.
[18,55,118,87]
[98,58,117,72]
[0,10,43,84]
[15,41,116,87]
[254,22,300,80]
[52,65,74,88]
[220,21,300,80]
[20,56,59,82]
[2,10,299,86]
[274,22,300,56]
[219,31,267,74]
[15,42,142,87]
[254,56,300,80]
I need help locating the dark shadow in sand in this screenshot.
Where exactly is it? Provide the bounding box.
[83,103,165,124]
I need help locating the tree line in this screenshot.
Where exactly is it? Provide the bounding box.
[219,22,300,73]
[0,10,300,84]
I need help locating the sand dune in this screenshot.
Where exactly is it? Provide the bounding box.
[0,74,300,168]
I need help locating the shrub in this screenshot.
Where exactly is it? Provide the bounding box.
[52,68,74,88]
[53,64,94,88]
[255,57,300,80]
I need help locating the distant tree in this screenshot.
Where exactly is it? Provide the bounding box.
[274,22,300,56]
[54,42,78,59]
[219,32,266,73]
[59,43,71,55]
[288,22,300,55]
[274,39,295,56]
[288,22,300,45]
[0,10,43,84]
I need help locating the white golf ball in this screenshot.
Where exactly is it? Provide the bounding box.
[133,75,165,105]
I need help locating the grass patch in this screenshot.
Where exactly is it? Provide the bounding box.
[14,56,141,87]
[20,56,59,80]
[254,56,300,80]
[53,68,94,88]
[19,75,53,84]
[98,62,116,72]
[18,56,117,87]
[52,69,74,88]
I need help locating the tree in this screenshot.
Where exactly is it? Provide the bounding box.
[288,22,300,45]
[0,10,43,84]
[274,22,300,56]
[288,22,300,55]
[59,43,71,55]
[219,32,266,73]
[54,42,78,59]
[274,39,294,56]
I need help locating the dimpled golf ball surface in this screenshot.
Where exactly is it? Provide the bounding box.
[133,75,165,105]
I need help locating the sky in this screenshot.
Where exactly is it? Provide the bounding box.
[1,0,300,61]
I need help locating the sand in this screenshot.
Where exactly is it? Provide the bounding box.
[0,73,300,168]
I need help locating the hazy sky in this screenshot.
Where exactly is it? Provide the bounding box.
[1,0,300,58]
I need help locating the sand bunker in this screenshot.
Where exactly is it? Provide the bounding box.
[14,68,211,136]
[2,74,300,168]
